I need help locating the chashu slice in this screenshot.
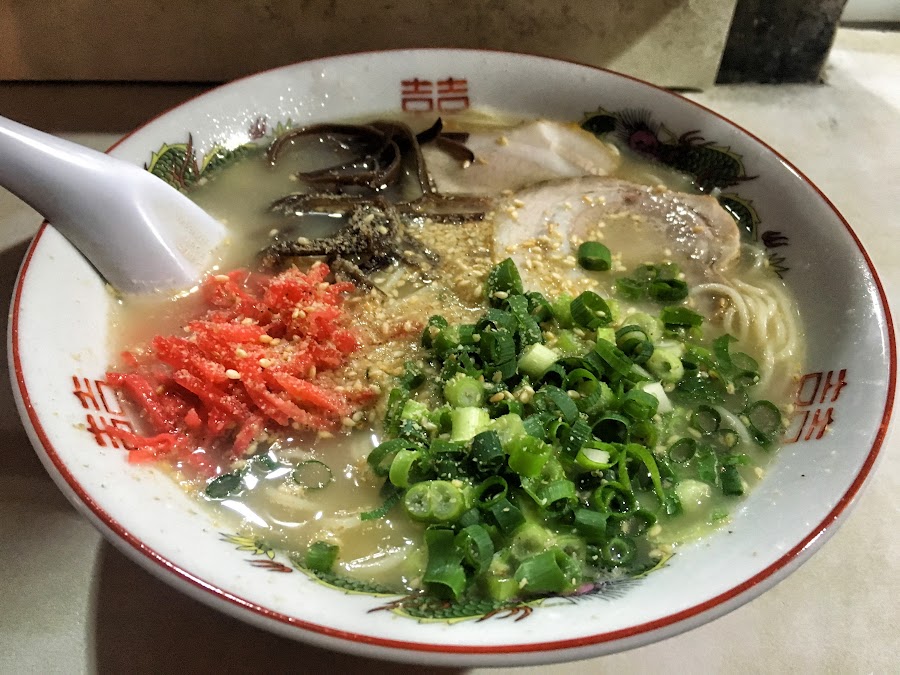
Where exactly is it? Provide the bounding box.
[422,120,621,196]
[493,176,741,296]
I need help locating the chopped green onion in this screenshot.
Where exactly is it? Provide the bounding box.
[388,450,421,488]
[292,460,333,490]
[304,541,339,573]
[747,400,782,443]
[444,375,485,408]
[423,528,467,600]
[403,480,467,523]
[601,536,636,566]
[538,479,578,510]
[480,330,517,365]
[621,389,659,421]
[646,343,685,383]
[593,339,633,377]
[574,508,609,540]
[561,418,592,456]
[507,294,543,346]
[508,436,553,478]
[721,464,745,496]
[731,351,759,374]
[577,241,612,271]
[397,360,426,389]
[616,324,654,362]
[491,413,527,447]
[627,312,663,342]
[555,329,587,357]
[398,419,428,445]
[540,364,567,388]
[509,522,555,561]
[691,405,722,434]
[526,291,553,322]
[629,419,658,447]
[626,443,665,501]
[570,291,613,329]
[696,447,720,485]
[518,343,559,379]
[360,485,402,521]
[551,294,574,328]
[421,315,449,348]
[648,278,689,303]
[566,367,599,393]
[383,386,411,436]
[485,258,524,300]
[616,276,645,300]
[456,524,495,573]
[205,472,242,499]
[367,438,417,477]
[668,438,697,463]
[473,476,509,509]
[575,442,615,470]
[537,385,579,424]
[400,398,430,423]
[478,308,518,333]
[457,507,482,528]
[614,509,656,536]
[471,430,506,473]
[489,497,526,533]
[672,372,726,405]
[432,325,461,356]
[660,306,703,328]
[515,549,578,594]
[592,414,630,444]
[593,481,636,513]
[450,406,490,442]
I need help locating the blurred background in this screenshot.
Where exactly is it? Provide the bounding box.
[1,0,897,131]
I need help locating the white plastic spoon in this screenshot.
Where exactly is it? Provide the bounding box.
[0,115,227,293]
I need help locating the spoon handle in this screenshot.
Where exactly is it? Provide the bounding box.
[0,115,140,224]
[0,115,226,292]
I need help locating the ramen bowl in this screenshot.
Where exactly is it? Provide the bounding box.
[9,50,894,666]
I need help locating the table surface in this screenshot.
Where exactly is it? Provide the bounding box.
[2,28,898,674]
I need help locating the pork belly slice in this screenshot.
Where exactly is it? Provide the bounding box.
[422,120,621,196]
[493,176,740,295]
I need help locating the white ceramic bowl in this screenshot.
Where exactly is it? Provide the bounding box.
[9,50,895,666]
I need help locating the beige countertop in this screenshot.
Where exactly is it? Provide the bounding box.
[1,29,898,674]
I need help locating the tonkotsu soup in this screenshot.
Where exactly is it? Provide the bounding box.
[107,111,803,606]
